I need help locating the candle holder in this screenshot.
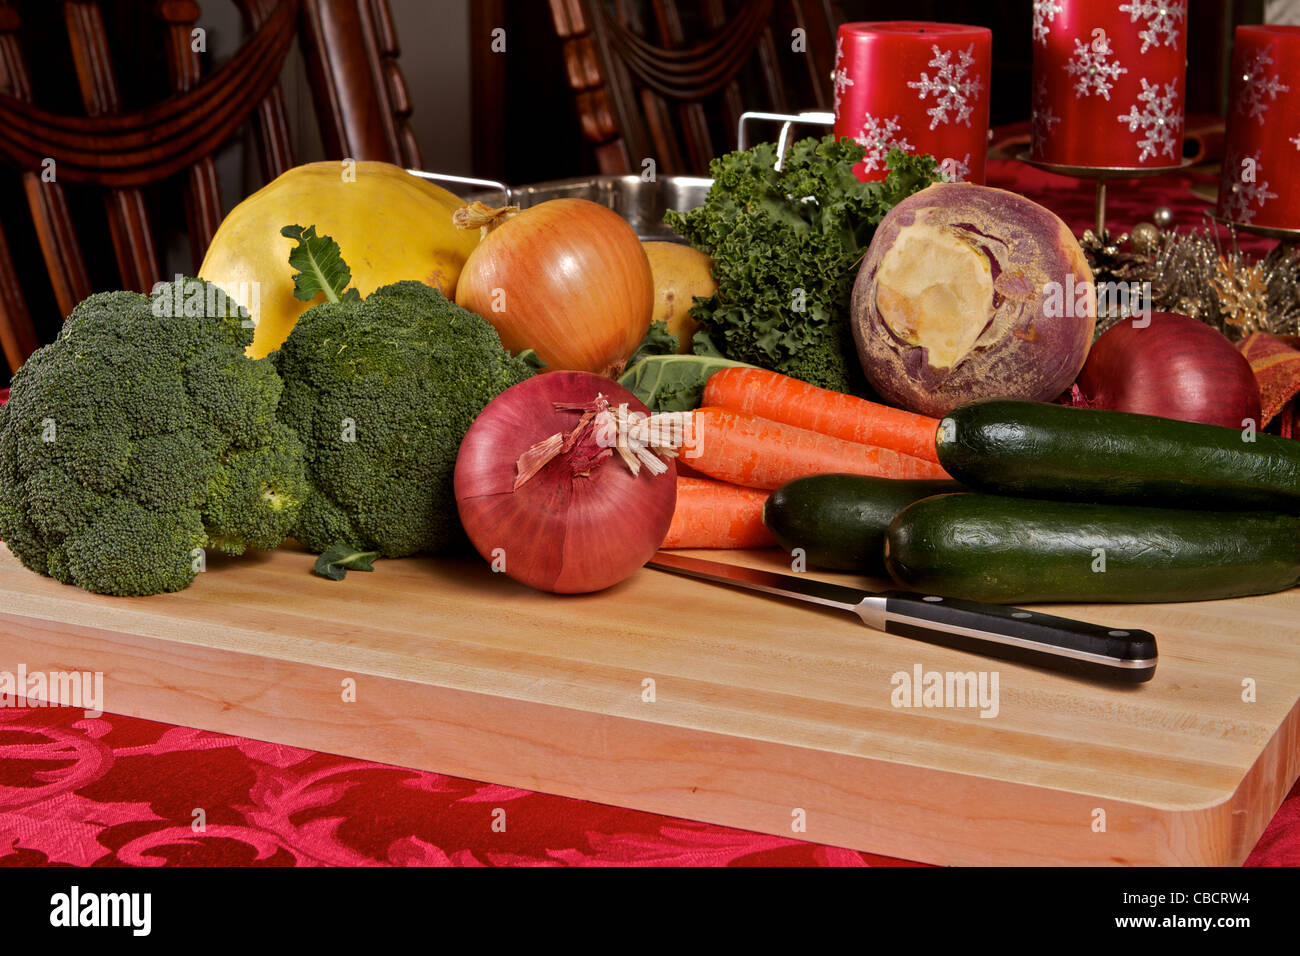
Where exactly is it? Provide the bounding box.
[1016,152,1194,240]
[1206,211,1300,246]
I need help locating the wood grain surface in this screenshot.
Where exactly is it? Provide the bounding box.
[1,541,1297,866]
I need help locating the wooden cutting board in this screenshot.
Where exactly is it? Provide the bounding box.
[1,541,1297,866]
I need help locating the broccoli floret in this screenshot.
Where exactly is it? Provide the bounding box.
[275,280,532,557]
[0,279,308,595]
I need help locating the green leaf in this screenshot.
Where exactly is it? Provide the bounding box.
[626,320,680,367]
[689,329,724,358]
[313,543,381,581]
[618,353,754,413]
[516,348,546,371]
[282,224,360,304]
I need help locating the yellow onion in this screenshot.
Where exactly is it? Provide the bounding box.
[454,198,653,375]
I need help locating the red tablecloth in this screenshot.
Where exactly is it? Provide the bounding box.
[2,160,1297,867]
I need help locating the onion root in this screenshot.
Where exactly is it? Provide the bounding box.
[514,395,694,489]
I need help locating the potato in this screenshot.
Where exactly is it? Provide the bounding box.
[851,183,1095,417]
[642,241,715,353]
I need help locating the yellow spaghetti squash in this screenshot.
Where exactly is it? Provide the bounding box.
[199,161,478,358]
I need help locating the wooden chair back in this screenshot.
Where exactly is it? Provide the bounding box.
[548,0,842,175]
[0,0,419,374]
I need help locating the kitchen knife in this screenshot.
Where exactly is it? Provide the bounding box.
[647,552,1157,683]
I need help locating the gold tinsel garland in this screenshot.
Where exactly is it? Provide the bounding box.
[1081,222,1300,342]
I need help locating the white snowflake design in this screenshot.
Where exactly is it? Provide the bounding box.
[1116,78,1182,163]
[1066,36,1127,100]
[1219,150,1278,224]
[1236,46,1290,125]
[1292,134,1300,151]
[1119,1,1187,55]
[907,43,982,130]
[855,113,913,173]
[1031,77,1060,147]
[831,35,854,117]
[940,154,972,183]
[1032,1,1063,45]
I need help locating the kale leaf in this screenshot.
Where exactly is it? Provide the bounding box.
[625,320,680,368]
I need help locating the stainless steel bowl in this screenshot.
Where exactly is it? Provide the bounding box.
[464,174,713,242]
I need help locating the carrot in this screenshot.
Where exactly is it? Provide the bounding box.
[673,458,709,480]
[702,366,944,464]
[663,477,775,549]
[687,406,950,490]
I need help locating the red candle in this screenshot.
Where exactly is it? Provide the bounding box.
[832,21,992,184]
[1031,1,1187,168]
[1218,25,1300,230]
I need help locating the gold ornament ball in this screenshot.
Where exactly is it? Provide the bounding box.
[1131,222,1159,254]
[1153,206,1173,229]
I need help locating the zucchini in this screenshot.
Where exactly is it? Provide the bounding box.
[885,493,1300,604]
[937,399,1300,512]
[763,474,964,573]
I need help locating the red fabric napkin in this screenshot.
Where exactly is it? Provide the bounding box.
[1238,333,1300,437]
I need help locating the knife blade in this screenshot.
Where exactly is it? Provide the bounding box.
[646,552,1157,683]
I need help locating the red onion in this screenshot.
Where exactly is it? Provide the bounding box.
[1075,312,1262,429]
[454,371,680,593]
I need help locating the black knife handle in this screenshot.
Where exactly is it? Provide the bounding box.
[880,591,1158,683]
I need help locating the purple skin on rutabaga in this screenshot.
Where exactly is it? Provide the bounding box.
[851,182,1096,418]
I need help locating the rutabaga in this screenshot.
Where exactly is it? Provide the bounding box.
[851,182,1097,417]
